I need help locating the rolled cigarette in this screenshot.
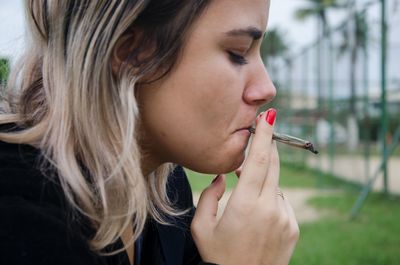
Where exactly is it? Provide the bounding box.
[248,127,319,154]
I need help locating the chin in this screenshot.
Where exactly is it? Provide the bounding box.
[178,139,248,174]
[215,145,247,173]
[188,151,245,175]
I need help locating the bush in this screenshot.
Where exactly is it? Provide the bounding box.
[0,58,10,83]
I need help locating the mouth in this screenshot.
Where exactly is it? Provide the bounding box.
[236,126,252,132]
[233,115,257,134]
[234,125,254,134]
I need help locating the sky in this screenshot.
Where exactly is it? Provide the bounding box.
[0,0,322,60]
[0,0,379,58]
[0,0,25,60]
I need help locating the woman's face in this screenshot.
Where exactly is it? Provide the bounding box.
[138,0,275,174]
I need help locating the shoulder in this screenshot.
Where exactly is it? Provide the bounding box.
[0,136,100,264]
[0,196,101,265]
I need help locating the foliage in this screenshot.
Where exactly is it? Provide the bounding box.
[185,162,351,192]
[261,28,288,64]
[338,12,368,56]
[260,27,289,80]
[338,11,369,114]
[294,0,346,33]
[0,58,10,83]
[185,169,237,192]
[358,115,400,142]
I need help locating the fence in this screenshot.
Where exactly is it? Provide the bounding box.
[267,0,400,216]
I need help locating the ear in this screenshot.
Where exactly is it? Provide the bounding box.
[111,29,142,76]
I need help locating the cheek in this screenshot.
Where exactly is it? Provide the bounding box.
[167,56,247,172]
[142,49,247,173]
[178,55,244,121]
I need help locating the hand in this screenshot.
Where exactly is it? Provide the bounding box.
[191,109,299,265]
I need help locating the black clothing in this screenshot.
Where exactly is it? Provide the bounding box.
[0,127,215,265]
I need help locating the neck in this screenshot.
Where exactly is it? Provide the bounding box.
[140,152,164,176]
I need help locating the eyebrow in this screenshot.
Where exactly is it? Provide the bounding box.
[225,26,265,40]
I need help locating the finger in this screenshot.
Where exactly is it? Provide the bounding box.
[194,174,226,226]
[256,111,265,124]
[234,167,242,178]
[236,108,277,198]
[261,141,280,195]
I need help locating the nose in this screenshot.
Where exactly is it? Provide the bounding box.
[243,60,276,106]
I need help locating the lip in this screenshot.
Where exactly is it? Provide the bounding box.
[234,129,251,139]
[234,124,254,134]
[235,126,252,132]
[233,115,257,134]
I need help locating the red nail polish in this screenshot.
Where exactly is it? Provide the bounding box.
[265,108,276,126]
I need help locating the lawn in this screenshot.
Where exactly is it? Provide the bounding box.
[184,161,349,192]
[185,163,400,265]
[294,192,400,265]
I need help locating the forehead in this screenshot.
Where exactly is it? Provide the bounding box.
[200,0,270,32]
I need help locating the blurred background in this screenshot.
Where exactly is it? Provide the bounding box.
[1,0,399,264]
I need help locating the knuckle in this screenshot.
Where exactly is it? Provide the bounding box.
[263,205,281,224]
[198,186,211,202]
[289,224,300,242]
[190,216,203,236]
[281,214,290,227]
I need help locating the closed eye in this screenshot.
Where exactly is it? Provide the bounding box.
[227,51,248,65]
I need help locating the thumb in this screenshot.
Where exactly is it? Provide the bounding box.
[195,174,226,223]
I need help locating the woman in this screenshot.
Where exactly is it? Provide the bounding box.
[0,0,299,264]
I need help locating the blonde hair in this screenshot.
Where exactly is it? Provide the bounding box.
[0,0,209,253]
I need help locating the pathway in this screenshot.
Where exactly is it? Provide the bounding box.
[193,188,337,223]
[307,155,400,194]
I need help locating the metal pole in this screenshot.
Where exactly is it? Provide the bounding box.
[317,21,323,111]
[350,125,400,219]
[380,0,389,194]
[287,60,293,136]
[316,36,323,188]
[302,51,309,166]
[363,12,371,182]
[328,31,335,176]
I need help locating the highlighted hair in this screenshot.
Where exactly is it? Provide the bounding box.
[0,0,209,253]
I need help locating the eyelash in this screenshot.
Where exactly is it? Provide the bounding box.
[228,51,248,65]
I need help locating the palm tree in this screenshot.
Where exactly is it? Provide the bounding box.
[337,10,369,151]
[261,27,288,79]
[338,12,368,114]
[295,0,345,37]
[295,0,346,110]
[260,28,289,114]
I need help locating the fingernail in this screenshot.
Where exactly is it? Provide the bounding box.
[211,175,221,184]
[265,108,276,126]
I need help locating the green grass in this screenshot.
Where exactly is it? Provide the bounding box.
[185,162,354,192]
[186,163,400,264]
[184,170,237,192]
[293,193,400,265]
[278,162,352,189]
